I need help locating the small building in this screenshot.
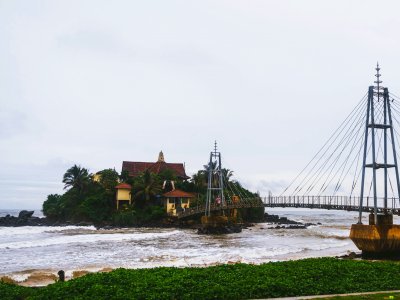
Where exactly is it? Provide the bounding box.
[115,183,132,210]
[92,173,101,182]
[163,189,195,216]
[122,151,189,180]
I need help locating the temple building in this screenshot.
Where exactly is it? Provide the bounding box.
[163,189,195,216]
[116,151,193,214]
[122,151,189,179]
[115,183,132,210]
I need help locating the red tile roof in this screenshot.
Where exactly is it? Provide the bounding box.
[115,183,132,189]
[163,189,195,198]
[122,161,188,179]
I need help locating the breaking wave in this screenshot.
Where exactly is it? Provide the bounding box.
[0,229,181,249]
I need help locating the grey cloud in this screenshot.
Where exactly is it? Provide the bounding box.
[0,111,28,138]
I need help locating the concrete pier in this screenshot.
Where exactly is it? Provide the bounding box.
[198,215,241,234]
[350,214,400,258]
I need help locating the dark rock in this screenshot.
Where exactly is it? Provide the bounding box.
[264,213,319,229]
[198,225,242,235]
[101,225,115,230]
[18,210,34,219]
[287,225,306,229]
[76,222,92,226]
[339,252,362,259]
[348,252,357,259]
[0,211,54,227]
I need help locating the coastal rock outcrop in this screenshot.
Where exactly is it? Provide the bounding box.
[0,211,52,227]
[264,213,318,229]
[197,225,242,235]
[18,210,34,219]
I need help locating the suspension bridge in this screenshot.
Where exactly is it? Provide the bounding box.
[260,64,400,224]
[179,65,400,222]
[179,64,400,254]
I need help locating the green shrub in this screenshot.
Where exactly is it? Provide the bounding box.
[0,282,33,300]
[112,209,138,227]
[42,194,63,220]
[111,206,167,227]
[4,258,400,300]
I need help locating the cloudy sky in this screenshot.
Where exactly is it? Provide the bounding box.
[1,0,400,209]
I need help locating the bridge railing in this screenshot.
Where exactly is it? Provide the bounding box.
[177,197,264,219]
[263,195,400,213]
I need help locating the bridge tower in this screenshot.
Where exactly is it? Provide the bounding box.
[205,141,225,217]
[358,64,400,225]
[199,142,242,234]
[351,65,400,257]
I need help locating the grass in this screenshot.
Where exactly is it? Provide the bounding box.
[2,258,400,300]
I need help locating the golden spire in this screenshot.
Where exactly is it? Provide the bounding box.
[157,151,165,162]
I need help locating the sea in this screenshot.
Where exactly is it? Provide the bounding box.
[0,208,371,286]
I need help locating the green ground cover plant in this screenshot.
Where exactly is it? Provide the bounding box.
[2,258,400,300]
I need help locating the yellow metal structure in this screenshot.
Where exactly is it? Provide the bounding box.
[201,215,229,227]
[350,214,400,255]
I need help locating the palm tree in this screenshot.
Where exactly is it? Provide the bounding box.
[222,169,234,183]
[191,170,207,193]
[62,165,90,194]
[134,170,161,206]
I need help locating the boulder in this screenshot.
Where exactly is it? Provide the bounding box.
[198,225,242,235]
[18,210,34,219]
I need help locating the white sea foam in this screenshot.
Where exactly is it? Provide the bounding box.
[0,208,363,283]
[0,226,96,236]
[0,229,181,249]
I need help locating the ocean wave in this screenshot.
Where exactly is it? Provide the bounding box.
[0,226,96,236]
[0,230,181,250]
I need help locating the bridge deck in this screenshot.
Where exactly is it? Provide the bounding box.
[264,196,400,214]
[177,198,264,219]
[177,196,400,219]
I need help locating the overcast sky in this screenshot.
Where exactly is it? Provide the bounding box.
[1,0,400,209]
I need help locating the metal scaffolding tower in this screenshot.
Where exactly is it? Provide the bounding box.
[205,141,226,217]
[358,64,400,224]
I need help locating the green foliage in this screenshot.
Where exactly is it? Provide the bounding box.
[97,169,119,190]
[112,209,138,227]
[190,170,207,194]
[42,163,259,226]
[62,164,90,193]
[133,170,161,208]
[139,205,166,223]
[5,258,400,299]
[119,170,130,184]
[79,192,114,224]
[42,194,63,220]
[158,169,177,181]
[112,206,166,226]
[43,165,116,224]
[0,282,33,300]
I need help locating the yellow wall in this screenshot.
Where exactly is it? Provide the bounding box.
[93,174,101,182]
[181,198,190,209]
[117,189,131,201]
[165,198,191,216]
[116,188,131,210]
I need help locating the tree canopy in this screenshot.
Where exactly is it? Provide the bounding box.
[43,164,259,226]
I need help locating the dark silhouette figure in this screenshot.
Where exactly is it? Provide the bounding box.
[58,270,65,282]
